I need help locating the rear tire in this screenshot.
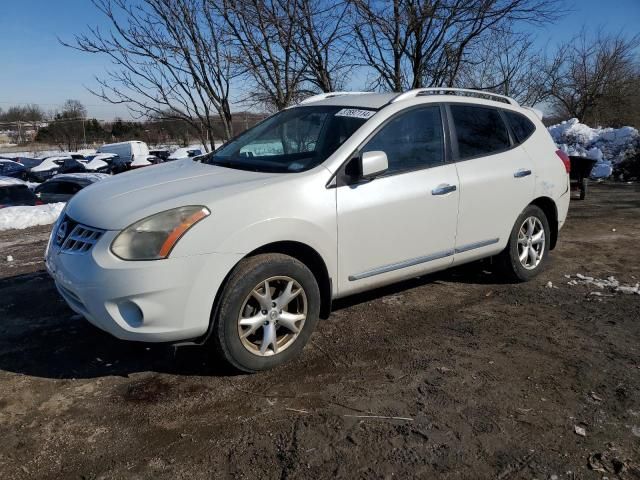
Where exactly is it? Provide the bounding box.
[497,205,551,282]
[210,253,320,373]
[579,178,587,200]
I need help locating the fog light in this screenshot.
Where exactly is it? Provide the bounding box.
[117,301,144,327]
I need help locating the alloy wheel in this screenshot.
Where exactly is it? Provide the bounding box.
[517,216,545,270]
[237,276,307,356]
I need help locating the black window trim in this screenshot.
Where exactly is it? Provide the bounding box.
[445,102,519,163]
[329,103,450,188]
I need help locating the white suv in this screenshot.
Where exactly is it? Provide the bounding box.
[46,88,570,372]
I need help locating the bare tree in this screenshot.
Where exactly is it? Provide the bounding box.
[0,104,45,125]
[455,30,548,106]
[291,0,353,92]
[62,0,238,148]
[0,104,46,143]
[216,0,311,111]
[544,29,640,126]
[351,0,564,92]
[36,100,93,150]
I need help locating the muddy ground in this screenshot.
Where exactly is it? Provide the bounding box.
[0,183,639,479]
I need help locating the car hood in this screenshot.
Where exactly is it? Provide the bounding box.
[66,159,281,230]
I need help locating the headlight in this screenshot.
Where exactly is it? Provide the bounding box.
[111,206,210,260]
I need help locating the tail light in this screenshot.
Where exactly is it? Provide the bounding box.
[35,199,44,205]
[556,149,570,173]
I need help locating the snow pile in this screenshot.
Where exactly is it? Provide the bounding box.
[547,118,639,179]
[0,203,65,231]
[565,273,640,295]
[0,176,39,191]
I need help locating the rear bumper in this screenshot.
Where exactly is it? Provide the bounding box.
[46,231,242,342]
[557,187,570,231]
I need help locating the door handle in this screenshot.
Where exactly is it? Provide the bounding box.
[431,184,457,195]
[514,169,532,178]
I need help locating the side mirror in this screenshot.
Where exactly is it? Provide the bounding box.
[360,151,388,179]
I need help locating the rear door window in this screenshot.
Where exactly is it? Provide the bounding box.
[38,181,82,195]
[0,186,34,203]
[504,111,536,143]
[450,105,511,160]
[56,182,83,195]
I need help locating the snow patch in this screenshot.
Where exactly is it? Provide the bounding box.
[0,203,65,231]
[0,176,28,187]
[53,173,111,183]
[566,273,640,295]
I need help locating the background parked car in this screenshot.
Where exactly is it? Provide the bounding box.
[57,157,89,175]
[84,153,119,173]
[167,145,204,161]
[34,173,110,204]
[67,152,90,161]
[0,176,37,208]
[29,156,70,182]
[13,156,43,171]
[149,149,170,161]
[0,159,28,180]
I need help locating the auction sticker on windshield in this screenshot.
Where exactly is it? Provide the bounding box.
[335,108,376,119]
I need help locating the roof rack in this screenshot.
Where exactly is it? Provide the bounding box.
[391,88,519,106]
[299,91,374,105]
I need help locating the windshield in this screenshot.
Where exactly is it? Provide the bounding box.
[202,106,376,173]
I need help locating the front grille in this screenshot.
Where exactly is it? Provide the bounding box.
[59,222,104,255]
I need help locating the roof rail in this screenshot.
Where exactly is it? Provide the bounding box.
[299,91,374,105]
[391,88,519,106]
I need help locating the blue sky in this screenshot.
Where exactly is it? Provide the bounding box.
[0,0,638,119]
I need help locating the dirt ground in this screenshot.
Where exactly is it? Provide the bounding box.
[0,183,639,480]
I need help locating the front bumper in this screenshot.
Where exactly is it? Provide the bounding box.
[45,228,243,342]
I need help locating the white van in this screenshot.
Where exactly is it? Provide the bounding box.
[97,141,151,168]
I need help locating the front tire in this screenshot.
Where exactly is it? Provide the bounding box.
[210,253,320,372]
[498,205,551,282]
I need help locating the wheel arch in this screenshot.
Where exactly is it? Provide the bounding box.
[530,196,558,250]
[247,241,332,319]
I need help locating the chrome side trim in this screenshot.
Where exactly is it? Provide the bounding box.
[348,238,500,281]
[454,238,500,254]
[348,249,454,281]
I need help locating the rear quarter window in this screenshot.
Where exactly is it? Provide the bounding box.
[505,111,536,143]
[450,105,511,160]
